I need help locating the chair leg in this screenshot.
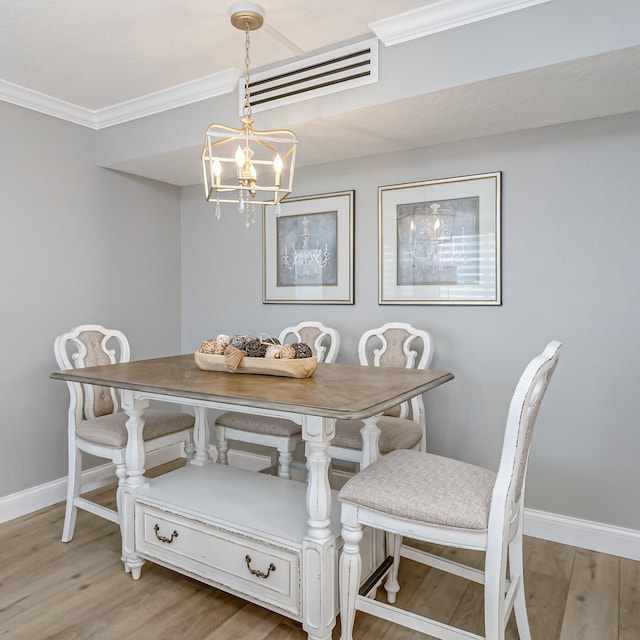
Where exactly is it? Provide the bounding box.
[484,541,508,640]
[114,461,127,519]
[114,460,127,565]
[509,534,532,640]
[384,532,402,604]
[61,445,81,542]
[216,427,230,465]
[277,448,293,479]
[183,433,196,461]
[339,522,364,640]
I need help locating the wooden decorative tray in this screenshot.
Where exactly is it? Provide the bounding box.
[194,352,317,378]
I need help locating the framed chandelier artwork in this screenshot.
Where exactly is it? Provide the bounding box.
[263,191,354,304]
[378,172,501,305]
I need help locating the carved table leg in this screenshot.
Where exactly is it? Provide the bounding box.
[189,405,212,466]
[359,415,381,470]
[119,392,150,580]
[302,415,336,640]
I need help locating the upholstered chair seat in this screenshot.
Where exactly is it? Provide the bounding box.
[212,411,301,438]
[76,409,195,448]
[331,417,423,455]
[339,449,496,529]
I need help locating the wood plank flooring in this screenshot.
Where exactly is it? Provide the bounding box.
[1,461,638,639]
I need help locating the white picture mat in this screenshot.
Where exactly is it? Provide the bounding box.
[264,191,354,304]
[379,172,501,305]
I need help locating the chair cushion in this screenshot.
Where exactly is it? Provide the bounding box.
[339,449,496,530]
[76,410,195,448]
[216,411,302,437]
[332,416,422,453]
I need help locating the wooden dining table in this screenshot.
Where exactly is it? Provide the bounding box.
[51,353,453,640]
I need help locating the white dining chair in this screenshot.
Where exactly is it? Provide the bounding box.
[54,324,195,542]
[338,341,561,640]
[214,321,341,478]
[327,322,433,470]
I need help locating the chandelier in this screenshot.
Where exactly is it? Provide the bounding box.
[202,2,298,227]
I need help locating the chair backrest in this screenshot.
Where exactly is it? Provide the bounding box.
[358,322,434,424]
[490,341,561,533]
[279,321,341,364]
[54,324,130,423]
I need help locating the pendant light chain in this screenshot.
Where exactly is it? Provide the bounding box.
[243,23,252,120]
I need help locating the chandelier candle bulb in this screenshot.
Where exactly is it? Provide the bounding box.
[213,158,222,187]
[274,153,283,187]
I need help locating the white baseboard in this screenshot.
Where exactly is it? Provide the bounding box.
[2,449,639,561]
[0,444,185,524]
[524,507,640,561]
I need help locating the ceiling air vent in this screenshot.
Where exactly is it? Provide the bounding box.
[240,38,378,114]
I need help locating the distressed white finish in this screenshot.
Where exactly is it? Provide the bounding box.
[51,355,452,640]
[134,465,326,617]
[328,322,433,467]
[126,392,341,638]
[338,341,561,640]
[215,321,341,478]
[53,325,195,543]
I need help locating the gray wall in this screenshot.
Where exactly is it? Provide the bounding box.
[181,111,640,531]
[0,101,183,497]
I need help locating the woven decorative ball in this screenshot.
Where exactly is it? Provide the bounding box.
[262,336,281,346]
[279,344,296,359]
[230,335,248,351]
[291,342,313,359]
[246,338,268,358]
[212,342,226,355]
[264,344,281,359]
[216,334,230,347]
[199,339,218,354]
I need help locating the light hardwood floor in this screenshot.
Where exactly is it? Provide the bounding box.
[1,461,638,640]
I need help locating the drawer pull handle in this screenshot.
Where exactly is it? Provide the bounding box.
[245,554,276,579]
[154,523,179,544]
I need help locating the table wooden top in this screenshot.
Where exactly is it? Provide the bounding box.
[51,354,454,420]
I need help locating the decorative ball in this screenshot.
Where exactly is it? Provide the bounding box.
[262,336,281,346]
[216,334,230,347]
[291,342,313,359]
[279,344,296,359]
[212,342,226,355]
[246,338,267,358]
[230,335,247,351]
[199,339,217,354]
[265,345,281,359]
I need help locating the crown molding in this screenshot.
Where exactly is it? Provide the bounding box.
[0,78,98,127]
[93,69,237,129]
[0,68,237,130]
[370,0,552,46]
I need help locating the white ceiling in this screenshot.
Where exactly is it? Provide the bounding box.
[2,0,639,185]
[0,0,432,110]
